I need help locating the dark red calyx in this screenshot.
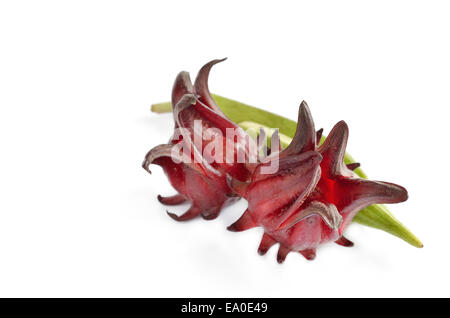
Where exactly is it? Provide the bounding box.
[143,59,255,221]
[227,101,408,262]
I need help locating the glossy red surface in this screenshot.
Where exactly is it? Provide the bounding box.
[228,102,408,262]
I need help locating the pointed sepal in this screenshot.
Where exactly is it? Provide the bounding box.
[316,128,323,145]
[157,194,186,206]
[277,245,290,264]
[319,120,349,177]
[227,209,257,232]
[281,101,316,157]
[172,71,194,106]
[257,233,277,255]
[194,58,227,115]
[167,206,202,222]
[346,162,361,171]
[335,236,354,247]
[299,249,316,261]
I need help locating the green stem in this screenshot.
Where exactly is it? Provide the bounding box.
[151,102,172,113]
[150,95,422,248]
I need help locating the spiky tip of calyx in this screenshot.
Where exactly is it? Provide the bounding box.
[227,101,408,262]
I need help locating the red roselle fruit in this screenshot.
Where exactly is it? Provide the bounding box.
[226,102,408,262]
[142,59,256,221]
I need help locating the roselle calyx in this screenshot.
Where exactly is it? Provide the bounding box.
[151,96,422,249]
[227,102,408,262]
[142,60,255,221]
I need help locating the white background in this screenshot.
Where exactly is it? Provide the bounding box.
[0,1,448,297]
